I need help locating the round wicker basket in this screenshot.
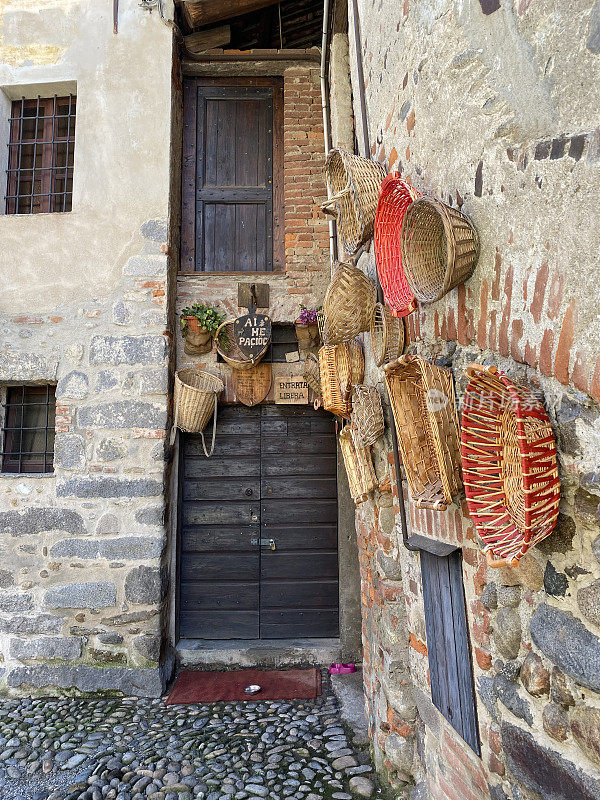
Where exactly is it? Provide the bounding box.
[215,320,269,370]
[374,173,421,317]
[171,368,224,456]
[400,197,479,303]
[370,303,404,367]
[322,262,377,345]
[321,149,386,254]
[351,385,385,447]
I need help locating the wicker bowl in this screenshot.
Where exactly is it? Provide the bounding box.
[400,197,479,303]
[370,303,404,367]
[461,364,560,567]
[321,149,386,254]
[374,173,421,317]
[323,262,377,345]
[215,320,269,370]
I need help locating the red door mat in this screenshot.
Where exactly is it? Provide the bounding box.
[165,668,322,705]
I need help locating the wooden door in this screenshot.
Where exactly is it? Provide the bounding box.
[178,405,339,640]
[181,78,284,273]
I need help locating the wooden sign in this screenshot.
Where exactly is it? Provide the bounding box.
[274,375,309,405]
[234,313,271,362]
[233,364,272,407]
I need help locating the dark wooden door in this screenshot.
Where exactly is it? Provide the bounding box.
[420,550,480,754]
[179,405,339,640]
[181,78,284,273]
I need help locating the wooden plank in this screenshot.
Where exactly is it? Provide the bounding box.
[181,525,260,552]
[255,524,338,550]
[261,499,338,525]
[183,456,260,478]
[262,476,337,500]
[182,477,260,501]
[183,435,260,458]
[261,580,338,609]
[184,25,231,54]
[180,0,281,29]
[179,611,259,640]
[179,581,258,610]
[260,552,338,580]
[182,501,256,526]
[180,79,197,271]
[181,553,258,581]
[261,454,337,477]
[261,435,336,455]
[260,610,339,639]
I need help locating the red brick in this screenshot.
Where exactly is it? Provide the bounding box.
[477,279,488,350]
[447,308,457,341]
[498,265,514,357]
[491,250,502,301]
[539,329,554,377]
[547,271,564,320]
[457,284,468,345]
[554,300,575,385]
[590,356,600,405]
[510,318,523,362]
[571,351,589,394]
[530,260,548,324]
[489,753,505,776]
[474,646,492,670]
[488,309,497,351]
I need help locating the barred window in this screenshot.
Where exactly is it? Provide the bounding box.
[5,95,76,215]
[1,386,56,474]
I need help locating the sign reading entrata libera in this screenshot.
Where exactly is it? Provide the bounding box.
[274,376,309,404]
[234,313,272,362]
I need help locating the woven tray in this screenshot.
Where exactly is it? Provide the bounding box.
[339,425,378,505]
[384,354,462,510]
[370,303,404,367]
[322,149,386,254]
[400,197,479,303]
[351,385,385,447]
[318,340,364,418]
[461,364,560,567]
[322,262,377,345]
[374,172,421,317]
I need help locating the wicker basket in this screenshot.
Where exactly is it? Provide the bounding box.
[171,368,224,456]
[303,353,322,398]
[374,173,421,317]
[215,320,269,369]
[400,197,479,304]
[322,262,377,345]
[461,364,560,568]
[370,303,404,367]
[339,425,378,505]
[321,149,387,254]
[351,385,385,447]
[319,340,364,418]
[384,354,462,510]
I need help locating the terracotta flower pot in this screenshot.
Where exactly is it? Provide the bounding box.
[184,317,212,355]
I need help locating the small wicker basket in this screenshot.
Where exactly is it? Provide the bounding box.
[374,172,421,317]
[215,320,269,370]
[339,425,378,505]
[351,385,385,447]
[171,368,224,456]
[370,303,404,367]
[319,340,364,418]
[302,353,322,398]
[400,197,479,304]
[321,149,387,254]
[384,354,462,510]
[461,364,560,567]
[322,262,377,345]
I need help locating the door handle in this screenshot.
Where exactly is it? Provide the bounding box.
[251,538,276,550]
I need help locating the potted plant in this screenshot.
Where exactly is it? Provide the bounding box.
[295,305,320,350]
[180,303,226,356]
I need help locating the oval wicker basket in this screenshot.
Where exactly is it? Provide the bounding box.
[370,303,404,367]
[374,172,421,317]
[461,364,560,568]
[351,385,385,447]
[339,424,378,505]
[302,353,322,398]
[321,149,387,254]
[400,197,479,304]
[215,320,269,370]
[322,262,377,345]
[318,340,364,418]
[171,368,224,456]
[384,354,462,510]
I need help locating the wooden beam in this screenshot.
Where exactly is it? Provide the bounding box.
[184,25,231,54]
[180,0,281,28]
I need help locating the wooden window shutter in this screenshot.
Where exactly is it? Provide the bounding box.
[181,78,284,273]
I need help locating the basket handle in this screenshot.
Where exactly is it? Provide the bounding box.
[198,392,219,458]
[466,363,499,379]
[484,549,519,569]
[169,380,180,446]
[321,184,352,215]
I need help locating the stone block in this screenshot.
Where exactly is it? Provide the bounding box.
[96,513,120,535]
[100,537,164,561]
[542,702,569,742]
[133,634,161,663]
[123,255,167,277]
[536,513,576,555]
[493,607,521,659]
[78,401,167,430]
[593,535,600,564]
[54,433,86,471]
[543,562,569,597]
[139,368,169,396]
[141,219,168,241]
[571,705,600,765]
[112,300,132,326]
[100,609,158,626]
[481,582,498,610]
[496,552,543,590]
[0,614,63,635]
[10,636,82,661]
[44,582,116,609]
[587,0,600,53]
[379,506,395,535]
[0,593,34,613]
[125,566,167,605]
[135,506,165,526]
[50,538,99,559]
[550,666,575,709]
[502,722,600,800]
[96,438,128,462]
[0,508,86,537]
[0,570,14,588]
[96,370,119,392]
[520,652,549,696]
[98,633,123,644]
[88,648,126,664]
[577,579,600,628]
[57,370,89,399]
[57,477,162,498]
[530,604,600,692]
[384,732,413,771]
[376,551,403,581]
[493,675,533,725]
[0,350,58,382]
[496,585,520,608]
[89,335,166,366]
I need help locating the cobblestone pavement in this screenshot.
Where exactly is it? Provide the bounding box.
[0,675,380,800]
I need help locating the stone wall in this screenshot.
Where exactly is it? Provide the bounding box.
[0,0,175,696]
[339,0,600,798]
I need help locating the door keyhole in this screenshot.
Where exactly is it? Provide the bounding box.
[245,488,253,496]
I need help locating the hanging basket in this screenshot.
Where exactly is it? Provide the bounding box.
[351,385,385,447]
[322,262,377,345]
[319,340,364,418]
[384,354,462,510]
[461,364,560,568]
[215,320,269,370]
[303,353,322,398]
[370,303,404,367]
[374,173,421,317]
[321,149,386,254]
[171,369,224,457]
[400,197,479,304]
[339,425,378,505]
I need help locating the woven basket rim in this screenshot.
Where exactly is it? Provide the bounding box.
[215,319,269,367]
[175,368,224,394]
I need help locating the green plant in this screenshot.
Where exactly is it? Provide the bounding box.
[180,303,226,338]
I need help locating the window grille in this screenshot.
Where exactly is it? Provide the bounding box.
[5,95,76,214]
[1,385,56,473]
